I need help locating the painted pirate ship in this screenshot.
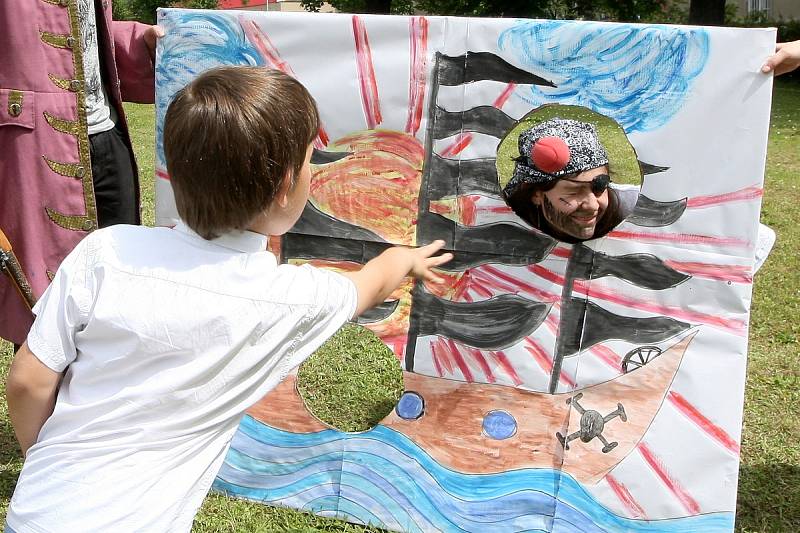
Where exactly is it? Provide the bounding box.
[155,10,765,531]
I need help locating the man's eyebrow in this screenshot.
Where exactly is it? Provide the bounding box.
[560,180,590,189]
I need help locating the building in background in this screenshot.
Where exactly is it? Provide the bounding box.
[733,0,799,19]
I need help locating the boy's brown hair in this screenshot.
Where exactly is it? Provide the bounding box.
[164,66,320,239]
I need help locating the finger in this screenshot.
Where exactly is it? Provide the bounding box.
[424,271,446,284]
[416,239,446,257]
[427,252,453,267]
[761,52,782,73]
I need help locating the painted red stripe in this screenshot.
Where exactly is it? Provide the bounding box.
[440,132,473,157]
[573,280,747,335]
[459,195,479,226]
[156,168,170,181]
[605,474,647,518]
[524,341,553,377]
[550,246,572,259]
[429,337,453,375]
[429,339,445,377]
[638,443,701,515]
[469,281,493,299]
[487,350,523,386]
[405,16,428,135]
[447,338,475,382]
[352,16,382,129]
[608,230,751,250]
[492,82,517,108]
[241,18,329,147]
[524,338,575,388]
[469,267,522,295]
[687,185,763,209]
[668,391,740,455]
[466,346,496,383]
[451,272,471,301]
[452,270,492,301]
[664,260,752,284]
[528,264,567,286]
[481,264,561,302]
[484,203,514,215]
[590,344,623,372]
[544,313,559,335]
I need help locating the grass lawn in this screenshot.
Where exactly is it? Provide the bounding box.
[1,81,798,531]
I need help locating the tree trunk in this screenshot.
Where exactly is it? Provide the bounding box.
[363,0,391,13]
[688,0,726,25]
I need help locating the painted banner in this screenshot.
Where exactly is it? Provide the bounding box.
[155,10,775,532]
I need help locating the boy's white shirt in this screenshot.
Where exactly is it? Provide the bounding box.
[7,222,357,533]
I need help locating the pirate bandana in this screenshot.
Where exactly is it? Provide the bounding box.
[503,118,609,198]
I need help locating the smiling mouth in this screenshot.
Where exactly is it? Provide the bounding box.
[571,214,597,225]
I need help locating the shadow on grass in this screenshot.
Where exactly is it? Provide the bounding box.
[0,424,21,517]
[737,463,800,532]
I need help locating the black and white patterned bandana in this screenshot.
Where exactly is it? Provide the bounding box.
[503,118,609,198]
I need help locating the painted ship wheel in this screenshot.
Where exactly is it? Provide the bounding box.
[622,345,663,373]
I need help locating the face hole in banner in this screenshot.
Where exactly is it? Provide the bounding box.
[297,322,404,433]
[497,104,643,243]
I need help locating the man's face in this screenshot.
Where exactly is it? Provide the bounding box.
[532,166,610,241]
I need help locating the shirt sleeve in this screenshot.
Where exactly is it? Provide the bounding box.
[26,237,94,372]
[277,266,358,378]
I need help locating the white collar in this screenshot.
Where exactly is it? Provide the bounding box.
[173,221,268,253]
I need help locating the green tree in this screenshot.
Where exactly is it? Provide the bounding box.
[300,0,669,21]
[125,0,219,24]
[300,0,411,14]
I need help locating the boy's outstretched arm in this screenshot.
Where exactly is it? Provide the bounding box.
[343,240,453,318]
[6,342,62,455]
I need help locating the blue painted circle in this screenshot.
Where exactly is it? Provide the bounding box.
[395,391,424,420]
[482,410,517,440]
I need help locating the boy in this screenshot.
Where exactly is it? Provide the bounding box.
[5,66,451,532]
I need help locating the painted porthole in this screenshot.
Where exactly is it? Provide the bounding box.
[395,391,425,420]
[482,410,517,440]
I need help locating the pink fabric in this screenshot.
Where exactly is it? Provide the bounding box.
[0,0,154,344]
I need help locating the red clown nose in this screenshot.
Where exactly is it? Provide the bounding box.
[531,136,570,174]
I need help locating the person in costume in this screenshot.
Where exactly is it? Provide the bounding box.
[0,0,161,347]
[502,118,638,243]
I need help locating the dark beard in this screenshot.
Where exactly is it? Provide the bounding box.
[541,195,596,241]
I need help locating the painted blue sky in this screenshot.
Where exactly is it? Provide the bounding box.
[498,21,710,133]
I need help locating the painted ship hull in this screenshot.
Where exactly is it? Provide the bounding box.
[246,332,695,484]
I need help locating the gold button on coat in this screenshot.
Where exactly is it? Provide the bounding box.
[8,103,22,117]
[69,79,82,92]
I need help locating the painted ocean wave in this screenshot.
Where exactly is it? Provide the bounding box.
[213,415,733,532]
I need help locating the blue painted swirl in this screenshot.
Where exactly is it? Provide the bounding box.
[213,415,734,532]
[497,21,709,133]
[155,10,264,168]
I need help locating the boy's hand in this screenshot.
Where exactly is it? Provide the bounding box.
[343,240,453,318]
[407,240,453,284]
